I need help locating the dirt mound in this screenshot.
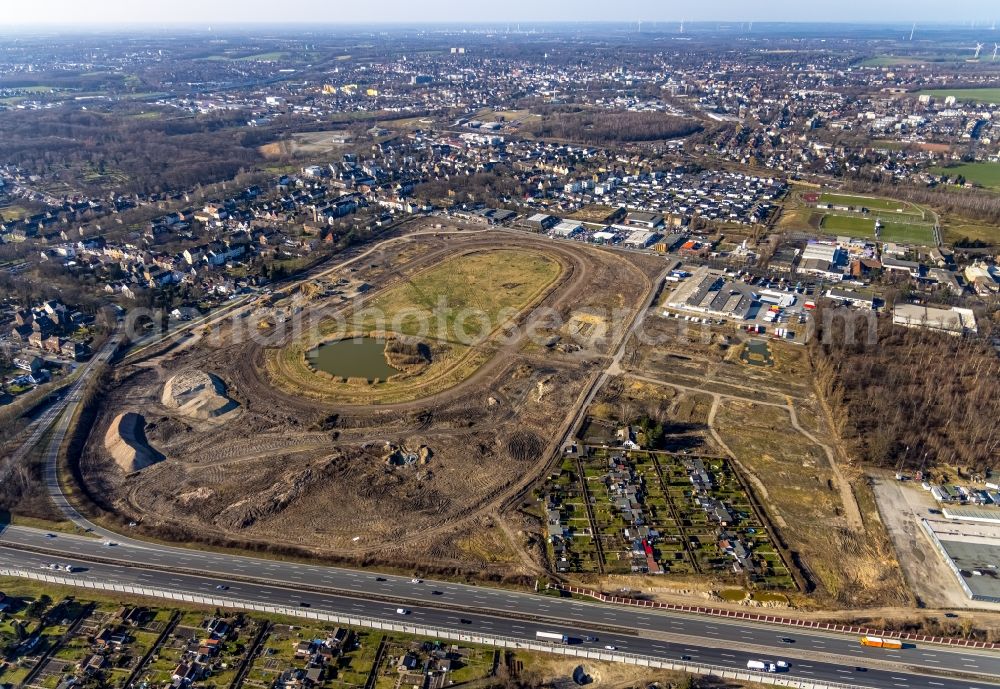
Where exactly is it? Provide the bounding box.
[162,370,240,421]
[506,430,545,462]
[104,412,164,473]
[384,338,433,370]
[213,460,333,530]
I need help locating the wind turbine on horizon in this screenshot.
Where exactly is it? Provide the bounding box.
[974,42,985,59]
[993,43,1000,61]
[909,23,916,41]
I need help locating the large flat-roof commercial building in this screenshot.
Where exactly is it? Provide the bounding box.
[892,304,977,336]
[666,267,757,320]
[922,518,1000,604]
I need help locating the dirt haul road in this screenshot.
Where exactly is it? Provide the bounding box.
[77,227,663,577]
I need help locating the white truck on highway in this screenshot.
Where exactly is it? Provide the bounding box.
[535,631,569,643]
[747,660,778,672]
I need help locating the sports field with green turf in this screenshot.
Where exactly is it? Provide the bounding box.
[819,214,935,245]
[819,192,924,216]
[929,162,1000,191]
[918,88,1000,104]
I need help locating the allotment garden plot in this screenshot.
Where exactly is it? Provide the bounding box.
[544,449,793,589]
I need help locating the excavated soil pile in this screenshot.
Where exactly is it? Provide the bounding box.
[161,370,240,421]
[104,412,164,473]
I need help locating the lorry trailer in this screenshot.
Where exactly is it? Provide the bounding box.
[535,631,569,643]
[746,660,778,672]
[860,635,903,649]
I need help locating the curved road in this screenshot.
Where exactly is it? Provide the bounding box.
[2,227,998,689]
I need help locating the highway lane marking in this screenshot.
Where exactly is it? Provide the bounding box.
[800,671,814,675]
[927,683,943,687]
[720,653,735,658]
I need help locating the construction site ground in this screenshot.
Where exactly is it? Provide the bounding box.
[78,226,661,578]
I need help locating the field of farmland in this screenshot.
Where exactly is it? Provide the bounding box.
[929,162,1000,191]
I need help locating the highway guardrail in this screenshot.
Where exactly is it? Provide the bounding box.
[0,567,869,689]
[552,584,999,650]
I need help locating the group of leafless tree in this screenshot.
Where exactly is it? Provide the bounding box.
[811,307,1000,474]
[0,106,259,195]
[526,107,702,144]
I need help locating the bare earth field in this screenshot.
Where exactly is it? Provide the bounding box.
[78,227,659,577]
[584,309,907,607]
[258,130,352,158]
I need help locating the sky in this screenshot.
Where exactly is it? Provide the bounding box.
[3,0,999,26]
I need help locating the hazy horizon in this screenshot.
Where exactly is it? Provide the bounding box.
[4,0,1000,26]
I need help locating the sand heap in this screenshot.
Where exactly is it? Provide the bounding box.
[161,370,240,421]
[104,412,164,473]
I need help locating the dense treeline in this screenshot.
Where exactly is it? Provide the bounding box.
[0,106,260,194]
[526,108,703,144]
[413,167,525,205]
[811,307,1000,473]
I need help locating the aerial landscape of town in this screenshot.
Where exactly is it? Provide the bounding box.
[0,2,999,689]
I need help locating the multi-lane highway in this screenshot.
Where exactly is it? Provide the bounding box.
[0,544,996,689]
[1,526,998,689]
[1,227,998,689]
